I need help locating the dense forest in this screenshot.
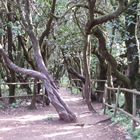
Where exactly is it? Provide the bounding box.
[0,0,140,123]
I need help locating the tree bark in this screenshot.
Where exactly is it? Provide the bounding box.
[125,0,139,113]
[0,84,2,99]
[95,52,107,102]
[125,0,139,87]
[93,27,132,113]
[39,0,56,66]
[29,79,37,110]
[7,2,16,104]
[83,34,95,111]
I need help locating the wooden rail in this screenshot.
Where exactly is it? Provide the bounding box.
[0,94,44,99]
[0,80,50,109]
[0,81,43,99]
[67,79,106,94]
[103,83,140,130]
[0,81,42,85]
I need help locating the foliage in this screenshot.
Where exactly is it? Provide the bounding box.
[106,109,140,140]
[0,101,5,109]
[118,93,125,107]
[60,76,70,87]
[10,102,19,108]
[132,128,140,140]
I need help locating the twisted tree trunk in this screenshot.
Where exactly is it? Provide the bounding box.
[0,46,76,122]
[8,0,77,122]
[7,2,16,104]
[83,34,95,111]
[93,27,132,113]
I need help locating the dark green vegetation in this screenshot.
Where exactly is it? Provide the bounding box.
[0,0,140,122]
[107,109,140,140]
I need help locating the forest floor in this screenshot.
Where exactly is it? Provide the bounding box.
[0,87,132,140]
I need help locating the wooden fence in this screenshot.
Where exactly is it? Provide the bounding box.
[66,78,140,130]
[0,81,44,99]
[1,79,140,130]
[103,83,140,130]
[66,78,106,94]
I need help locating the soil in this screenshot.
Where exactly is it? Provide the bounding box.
[0,87,130,140]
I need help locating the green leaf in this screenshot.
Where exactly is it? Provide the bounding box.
[0,28,5,36]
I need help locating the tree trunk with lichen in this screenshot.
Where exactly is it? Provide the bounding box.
[83,34,95,111]
[125,0,139,113]
[29,79,37,110]
[95,53,107,102]
[0,85,1,99]
[93,27,132,112]
[0,0,77,122]
[0,46,76,122]
[125,0,139,88]
[7,2,16,104]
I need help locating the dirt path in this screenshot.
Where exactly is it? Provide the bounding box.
[0,87,129,140]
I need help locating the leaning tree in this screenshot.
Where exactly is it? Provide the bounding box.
[0,0,76,122]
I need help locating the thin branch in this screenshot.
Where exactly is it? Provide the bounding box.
[86,0,135,33]
[24,0,32,29]
[73,8,85,37]
[1,0,8,13]
[39,0,56,46]
[0,47,46,81]
[16,0,29,29]
[88,0,96,21]
[68,67,85,83]
[93,27,131,87]
[17,35,35,69]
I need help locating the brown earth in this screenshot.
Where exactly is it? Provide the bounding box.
[0,87,130,140]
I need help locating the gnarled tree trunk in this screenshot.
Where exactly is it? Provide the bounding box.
[7,2,16,104]
[83,34,95,111]
[93,27,131,112]
[125,0,139,88]
[0,46,76,122]
[0,0,76,122]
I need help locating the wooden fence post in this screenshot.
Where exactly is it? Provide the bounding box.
[114,86,120,117]
[0,83,2,99]
[29,79,38,109]
[42,82,46,107]
[103,82,108,114]
[132,93,137,131]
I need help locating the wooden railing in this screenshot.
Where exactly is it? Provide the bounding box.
[67,79,140,130]
[103,83,140,130]
[91,79,106,93]
[66,78,106,94]
[0,81,44,99]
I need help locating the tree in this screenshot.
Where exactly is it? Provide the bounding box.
[0,0,76,122]
[0,0,139,117]
[63,0,137,112]
[125,0,139,112]
[83,0,134,112]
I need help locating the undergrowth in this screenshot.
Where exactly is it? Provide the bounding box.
[106,109,140,140]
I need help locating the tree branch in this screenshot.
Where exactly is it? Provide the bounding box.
[39,0,56,46]
[24,0,32,28]
[68,67,85,83]
[0,47,47,82]
[86,0,135,33]
[0,45,76,122]
[93,27,130,87]
[17,35,35,69]
[16,0,28,29]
